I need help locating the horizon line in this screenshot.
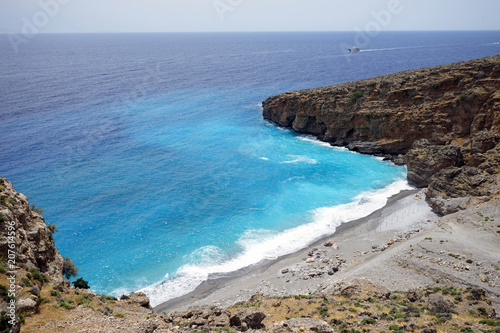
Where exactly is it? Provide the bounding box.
[1,29,500,35]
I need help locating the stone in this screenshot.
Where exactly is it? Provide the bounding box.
[192,317,207,326]
[140,322,158,333]
[407,290,422,303]
[230,309,266,329]
[272,318,334,333]
[420,328,437,333]
[214,313,230,327]
[127,292,152,309]
[405,143,464,187]
[428,294,453,315]
[29,286,40,297]
[17,298,37,313]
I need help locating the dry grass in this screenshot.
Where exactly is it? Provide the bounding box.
[230,286,499,333]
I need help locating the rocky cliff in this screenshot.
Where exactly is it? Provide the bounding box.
[0,178,64,282]
[263,55,500,215]
[263,55,500,156]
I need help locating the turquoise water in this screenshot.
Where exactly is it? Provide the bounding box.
[1,31,498,305]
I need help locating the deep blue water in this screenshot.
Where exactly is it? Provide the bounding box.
[1,31,499,305]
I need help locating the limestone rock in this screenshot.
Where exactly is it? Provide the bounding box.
[328,278,390,299]
[127,292,152,309]
[427,294,454,315]
[273,317,334,333]
[16,297,37,313]
[0,178,64,282]
[427,166,495,203]
[405,142,464,187]
[263,55,500,158]
[230,309,266,330]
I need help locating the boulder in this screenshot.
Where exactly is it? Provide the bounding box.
[16,297,37,313]
[230,309,266,329]
[127,292,152,309]
[427,197,471,216]
[328,278,390,299]
[470,130,500,154]
[29,286,41,297]
[427,294,453,315]
[272,317,334,333]
[405,141,464,187]
[406,290,422,303]
[427,166,495,212]
[214,313,230,327]
[420,328,437,333]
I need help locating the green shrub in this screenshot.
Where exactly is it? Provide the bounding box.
[21,278,31,287]
[18,313,25,324]
[477,307,488,317]
[29,268,47,282]
[0,311,9,332]
[57,301,74,310]
[114,310,125,318]
[47,224,58,234]
[351,90,364,102]
[73,277,90,289]
[50,290,61,298]
[30,203,44,215]
[389,324,400,330]
[99,295,117,302]
[479,319,500,326]
[361,318,376,324]
[0,284,14,302]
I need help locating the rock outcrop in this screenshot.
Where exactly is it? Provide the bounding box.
[263,55,500,215]
[0,178,64,282]
[263,55,500,156]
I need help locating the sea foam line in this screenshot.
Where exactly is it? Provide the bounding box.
[141,178,411,307]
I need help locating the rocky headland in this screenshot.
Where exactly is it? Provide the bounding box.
[2,55,500,332]
[263,55,500,216]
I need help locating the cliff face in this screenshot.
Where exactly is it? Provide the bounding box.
[263,55,500,156]
[0,178,64,282]
[263,55,500,215]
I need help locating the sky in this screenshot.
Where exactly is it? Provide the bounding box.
[0,0,499,34]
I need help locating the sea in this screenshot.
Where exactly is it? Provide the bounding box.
[1,31,499,306]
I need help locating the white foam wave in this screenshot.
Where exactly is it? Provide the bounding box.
[280,154,318,164]
[142,178,412,307]
[297,135,352,152]
[259,156,270,161]
[283,176,306,183]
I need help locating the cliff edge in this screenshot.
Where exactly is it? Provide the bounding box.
[0,178,64,282]
[263,55,500,215]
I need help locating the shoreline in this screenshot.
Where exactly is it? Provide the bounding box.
[155,187,435,313]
